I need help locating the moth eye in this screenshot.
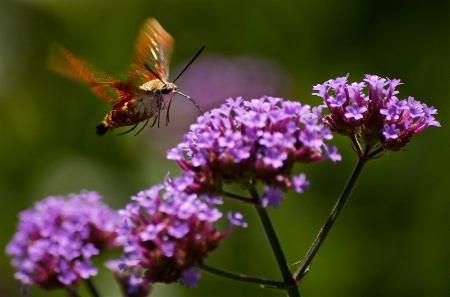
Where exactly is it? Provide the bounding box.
[161,87,171,94]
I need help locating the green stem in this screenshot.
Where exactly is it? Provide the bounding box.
[249,186,300,297]
[199,263,288,289]
[85,279,100,297]
[368,146,385,159]
[294,156,367,281]
[350,135,363,156]
[222,190,255,204]
[66,286,80,297]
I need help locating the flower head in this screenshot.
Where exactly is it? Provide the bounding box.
[167,96,339,202]
[116,182,243,288]
[6,191,120,291]
[313,74,440,152]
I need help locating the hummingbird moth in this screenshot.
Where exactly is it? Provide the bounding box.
[48,18,204,136]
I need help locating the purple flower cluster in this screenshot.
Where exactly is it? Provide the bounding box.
[115,180,244,289]
[6,191,120,291]
[167,96,340,207]
[313,74,440,151]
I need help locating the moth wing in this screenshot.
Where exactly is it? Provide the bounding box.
[128,18,174,86]
[48,44,131,104]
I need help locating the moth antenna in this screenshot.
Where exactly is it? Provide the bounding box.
[175,91,204,115]
[172,46,205,83]
[144,64,165,85]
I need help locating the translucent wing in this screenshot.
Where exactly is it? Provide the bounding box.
[48,44,131,104]
[128,18,174,86]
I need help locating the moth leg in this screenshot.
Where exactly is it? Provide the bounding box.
[165,98,173,125]
[150,114,159,128]
[152,106,162,128]
[134,118,151,136]
[117,123,139,136]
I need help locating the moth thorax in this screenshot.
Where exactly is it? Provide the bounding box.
[140,80,177,94]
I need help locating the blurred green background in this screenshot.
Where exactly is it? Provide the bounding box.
[1,0,448,296]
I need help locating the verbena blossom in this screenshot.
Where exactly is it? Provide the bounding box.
[115,180,245,289]
[167,96,340,207]
[5,191,120,291]
[313,74,440,151]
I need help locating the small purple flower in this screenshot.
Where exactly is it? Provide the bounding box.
[383,124,400,139]
[74,259,97,279]
[227,212,248,228]
[344,103,367,120]
[105,260,152,297]
[313,74,440,152]
[180,267,201,288]
[328,94,346,107]
[261,186,284,209]
[167,96,339,207]
[116,183,238,287]
[6,191,120,291]
[291,173,309,193]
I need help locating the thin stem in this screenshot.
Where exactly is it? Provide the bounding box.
[294,156,367,281]
[66,286,80,297]
[199,263,288,290]
[350,135,363,156]
[85,279,100,297]
[221,190,256,204]
[368,146,385,159]
[249,186,300,297]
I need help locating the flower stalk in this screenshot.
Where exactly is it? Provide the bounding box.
[249,185,300,296]
[294,155,367,281]
[199,263,288,289]
[85,279,100,297]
